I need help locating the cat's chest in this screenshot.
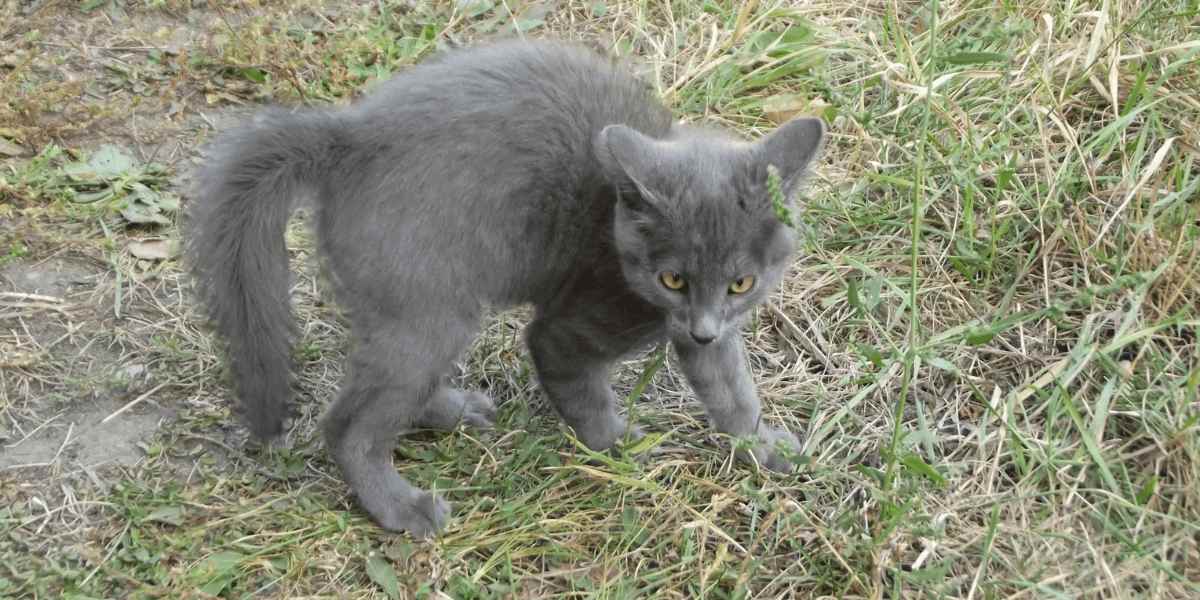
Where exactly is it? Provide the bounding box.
[556,269,664,340]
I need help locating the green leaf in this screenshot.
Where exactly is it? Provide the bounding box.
[864,276,882,311]
[462,0,495,17]
[855,464,886,485]
[623,431,667,455]
[847,277,863,312]
[964,326,995,346]
[199,574,234,596]
[766,164,793,227]
[366,554,401,599]
[741,25,815,59]
[904,559,952,584]
[240,67,267,83]
[625,346,666,405]
[926,355,959,376]
[1062,393,1120,492]
[941,52,1007,65]
[501,1,552,34]
[996,166,1015,190]
[621,505,639,536]
[854,342,884,368]
[192,550,244,596]
[1135,476,1157,505]
[79,144,137,180]
[900,453,946,486]
[129,182,180,213]
[72,188,114,204]
[145,505,184,526]
[740,55,824,90]
[197,551,243,574]
[155,191,181,212]
[120,202,171,225]
[590,1,607,17]
[471,12,504,33]
[1081,98,1164,153]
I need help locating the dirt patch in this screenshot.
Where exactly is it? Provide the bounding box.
[0,256,102,377]
[0,398,166,471]
[0,257,95,298]
[0,255,175,486]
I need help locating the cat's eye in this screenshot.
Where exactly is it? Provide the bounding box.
[660,271,686,291]
[729,276,755,294]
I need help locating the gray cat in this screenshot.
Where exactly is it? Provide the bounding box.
[187,39,824,538]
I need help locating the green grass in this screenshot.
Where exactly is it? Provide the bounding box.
[1,0,1198,597]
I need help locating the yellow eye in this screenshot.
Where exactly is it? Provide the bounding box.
[729,276,755,294]
[660,271,686,290]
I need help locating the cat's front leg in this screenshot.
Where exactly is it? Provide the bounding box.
[527,318,643,451]
[673,332,801,473]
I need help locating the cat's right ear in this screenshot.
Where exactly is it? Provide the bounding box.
[755,117,826,201]
[597,124,667,212]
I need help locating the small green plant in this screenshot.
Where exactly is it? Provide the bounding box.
[1,144,180,226]
[0,144,69,203]
[766,163,793,228]
[61,145,180,225]
[3,240,29,263]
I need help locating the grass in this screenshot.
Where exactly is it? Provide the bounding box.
[1,0,1198,597]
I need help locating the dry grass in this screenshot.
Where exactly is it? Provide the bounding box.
[1,0,1198,597]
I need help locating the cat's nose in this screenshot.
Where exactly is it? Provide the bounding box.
[689,313,720,345]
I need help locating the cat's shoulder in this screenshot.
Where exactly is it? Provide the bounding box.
[418,38,625,79]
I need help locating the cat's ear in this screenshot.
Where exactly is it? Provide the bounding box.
[598,124,668,211]
[755,117,826,200]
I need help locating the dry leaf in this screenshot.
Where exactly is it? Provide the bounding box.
[762,94,810,125]
[127,239,179,260]
[0,137,26,157]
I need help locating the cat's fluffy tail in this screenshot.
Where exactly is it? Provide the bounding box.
[186,107,341,440]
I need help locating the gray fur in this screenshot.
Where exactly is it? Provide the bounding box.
[187,39,824,538]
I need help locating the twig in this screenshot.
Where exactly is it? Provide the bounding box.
[4,411,64,449]
[1091,137,1176,248]
[101,382,169,425]
[0,292,64,303]
[80,522,130,588]
[50,422,75,465]
[766,302,833,371]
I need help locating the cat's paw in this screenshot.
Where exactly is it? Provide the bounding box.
[737,426,802,474]
[455,390,497,429]
[364,486,451,539]
[571,414,643,452]
[418,388,497,431]
[616,423,647,449]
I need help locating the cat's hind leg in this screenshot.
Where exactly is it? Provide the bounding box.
[321,313,477,538]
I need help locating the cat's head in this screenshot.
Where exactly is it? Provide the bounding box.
[597,117,825,347]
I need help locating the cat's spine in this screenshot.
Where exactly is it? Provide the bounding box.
[186,107,341,440]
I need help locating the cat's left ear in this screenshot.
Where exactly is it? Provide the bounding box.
[597,124,669,212]
[754,117,826,200]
